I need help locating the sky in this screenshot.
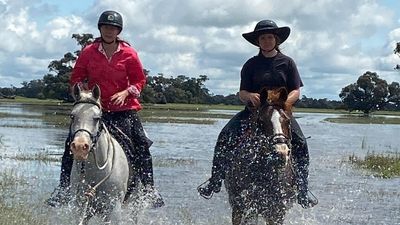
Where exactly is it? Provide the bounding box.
[1,0,400,100]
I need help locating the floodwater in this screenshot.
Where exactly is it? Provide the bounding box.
[0,103,399,225]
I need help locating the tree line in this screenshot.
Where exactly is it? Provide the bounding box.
[1,35,400,115]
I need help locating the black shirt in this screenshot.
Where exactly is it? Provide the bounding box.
[240,52,303,93]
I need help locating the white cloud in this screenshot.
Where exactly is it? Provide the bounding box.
[48,15,84,39]
[0,0,400,100]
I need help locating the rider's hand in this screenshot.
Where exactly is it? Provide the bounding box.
[246,92,261,108]
[110,90,129,106]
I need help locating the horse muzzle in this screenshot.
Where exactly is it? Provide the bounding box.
[273,144,291,166]
[71,136,91,160]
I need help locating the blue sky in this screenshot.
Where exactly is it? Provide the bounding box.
[1,0,400,100]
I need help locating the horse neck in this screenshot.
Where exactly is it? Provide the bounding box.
[88,129,113,168]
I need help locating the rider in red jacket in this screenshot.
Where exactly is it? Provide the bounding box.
[47,10,164,208]
[70,39,145,112]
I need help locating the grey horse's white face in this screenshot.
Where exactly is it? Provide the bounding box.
[69,84,102,160]
[70,102,102,160]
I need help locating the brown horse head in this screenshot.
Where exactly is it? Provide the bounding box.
[257,87,292,163]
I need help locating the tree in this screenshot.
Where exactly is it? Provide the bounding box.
[19,80,45,99]
[395,42,400,70]
[41,34,94,101]
[339,71,395,116]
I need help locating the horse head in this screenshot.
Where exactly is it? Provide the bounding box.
[69,84,102,161]
[256,87,292,165]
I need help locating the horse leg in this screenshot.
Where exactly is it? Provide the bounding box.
[261,207,285,225]
[232,205,244,225]
[241,207,258,225]
[77,214,92,225]
[103,199,123,225]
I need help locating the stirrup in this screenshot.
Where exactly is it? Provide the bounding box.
[298,190,318,208]
[197,179,221,199]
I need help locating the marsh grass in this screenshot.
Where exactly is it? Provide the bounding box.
[325,114,400,124]
[349,152,400,178]
[5,152,61,163]
[153,158,196,167]
[0,102,235,126]
[0,170,47,225]
[142,117,216,124]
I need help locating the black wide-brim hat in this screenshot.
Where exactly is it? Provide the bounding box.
[242,20,290,46]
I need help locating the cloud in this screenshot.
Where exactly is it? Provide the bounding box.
[0,0,399,100]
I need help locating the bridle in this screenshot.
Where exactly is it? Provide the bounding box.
[69,99,117,224]
[68,100,103,153]
[252,104,292,151]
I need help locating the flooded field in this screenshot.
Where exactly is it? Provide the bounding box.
[0,103,399,225]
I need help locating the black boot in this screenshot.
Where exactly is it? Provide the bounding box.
[46,139,73,207]
[198,139,226,199]
[290,119,318,208]
[139,154,164,208]
[292,143,317,208]
[197,176,222,199]
[296,167,318,208]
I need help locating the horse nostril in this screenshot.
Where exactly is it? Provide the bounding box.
[71,142,76,150]
[84,144,89,151]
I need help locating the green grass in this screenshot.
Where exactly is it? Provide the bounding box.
[153,157,196,167]
[4,152,61,163]
[0,203,47,225]
[349,152,400,178]
[2,99,400,125]
[143,103,242,111]
[0,96,65,105]
[325,114,400,124]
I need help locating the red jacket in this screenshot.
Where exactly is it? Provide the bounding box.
[70,41,146,111]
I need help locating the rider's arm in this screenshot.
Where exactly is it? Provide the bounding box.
[286,88,300,107]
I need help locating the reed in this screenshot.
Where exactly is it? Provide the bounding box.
[349,152,400,178]
[0,170,47,225]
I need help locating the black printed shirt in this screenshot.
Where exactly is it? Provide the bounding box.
[240,52,303,93]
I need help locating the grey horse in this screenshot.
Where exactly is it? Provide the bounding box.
[68,84,131,225]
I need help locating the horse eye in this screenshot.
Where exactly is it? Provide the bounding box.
[70,114,75,120]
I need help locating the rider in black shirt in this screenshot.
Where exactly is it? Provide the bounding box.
[198,19,317,208]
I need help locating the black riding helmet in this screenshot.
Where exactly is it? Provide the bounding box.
[98,10,123,33]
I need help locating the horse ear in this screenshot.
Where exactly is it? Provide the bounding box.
[259,87,268,106]
[72,83,81,101]
[278,87,288,102]
[92,84,101,101]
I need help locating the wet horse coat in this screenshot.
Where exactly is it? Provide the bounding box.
[69,84,130,225]
[225,87,296,225]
